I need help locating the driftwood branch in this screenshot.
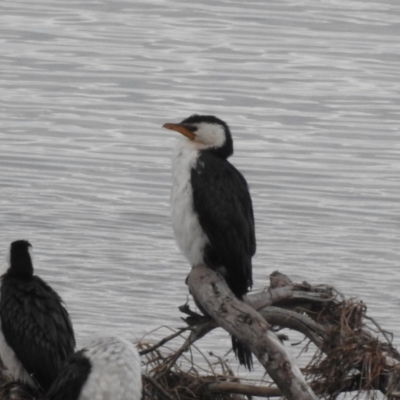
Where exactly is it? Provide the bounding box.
[180,300,326,348]
[244,282,333,311]
[187,264,318,400]
[207,381,281,398]
[259,306,326,348]
[182,268,400,399]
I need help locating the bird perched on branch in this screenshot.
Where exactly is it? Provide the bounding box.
[45,336,142,400]
[164,114,256,369]
[0,240,75,392]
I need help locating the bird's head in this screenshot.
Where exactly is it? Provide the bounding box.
[7,240,34,278]
[163,114,233,158]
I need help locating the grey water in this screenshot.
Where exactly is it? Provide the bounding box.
[0,0,399,391]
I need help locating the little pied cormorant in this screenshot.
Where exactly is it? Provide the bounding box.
[45,336,142,400]
[0,240,76,392]
[163,114,256,369]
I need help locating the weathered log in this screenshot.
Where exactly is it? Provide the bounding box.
[187,264,318,400]
[244,282,333,311]
[258,306,325,348]
[178,299,325,358]
[139,269,400,400]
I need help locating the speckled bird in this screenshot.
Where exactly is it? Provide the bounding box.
[45,336,142,400]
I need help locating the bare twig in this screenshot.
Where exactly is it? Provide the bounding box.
[139,327,190,356]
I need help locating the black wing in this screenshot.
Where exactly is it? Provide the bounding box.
[191,152,256,298]
[1,275,76,391]
[45,350,91,400]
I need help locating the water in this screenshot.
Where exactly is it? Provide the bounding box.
[0,0,399,393]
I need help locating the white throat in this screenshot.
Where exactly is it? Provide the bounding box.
[170,140,209,266]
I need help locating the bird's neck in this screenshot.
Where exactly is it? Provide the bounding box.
[7,256,34,279]
[172,141,200,172]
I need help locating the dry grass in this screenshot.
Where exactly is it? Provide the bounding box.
[305,298,398,399]
[138,327,262,400]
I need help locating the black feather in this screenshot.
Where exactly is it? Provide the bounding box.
[191,150,256,370]
[44,350,91,400]
[0,241,76,392]
[191,151,255,298]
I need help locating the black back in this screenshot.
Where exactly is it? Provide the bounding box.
[191,151,256,298]
[44,350,91,400]
[0,273,76,391]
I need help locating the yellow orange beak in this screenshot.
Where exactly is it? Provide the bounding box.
[163,123,196,141]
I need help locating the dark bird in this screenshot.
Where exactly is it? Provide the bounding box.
[163,114,256,369]
[0,240,76,392]
[45,336,142,400]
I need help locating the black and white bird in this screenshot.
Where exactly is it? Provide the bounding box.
[163,114,256,369]
[45,336,142,400]
[0,240,76,392]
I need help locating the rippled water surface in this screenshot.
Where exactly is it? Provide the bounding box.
[1,0,399,389]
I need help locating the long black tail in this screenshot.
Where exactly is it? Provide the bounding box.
[232,335,253,370]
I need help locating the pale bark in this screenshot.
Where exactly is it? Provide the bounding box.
[187,264,318,400]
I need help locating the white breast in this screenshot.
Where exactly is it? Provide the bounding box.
[171,140,209,267]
